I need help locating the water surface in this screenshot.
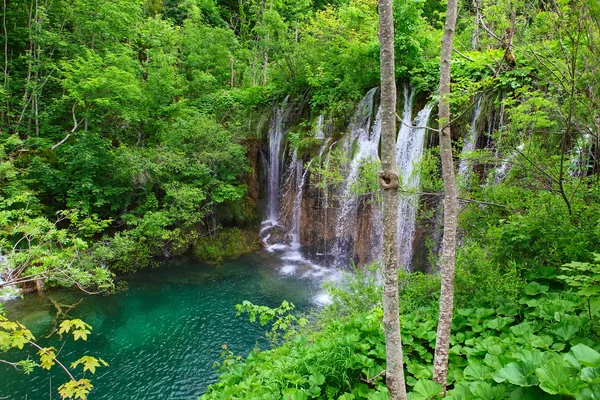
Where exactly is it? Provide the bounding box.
[0,251,336,399]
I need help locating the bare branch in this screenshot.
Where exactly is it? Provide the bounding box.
[361,369,386,384]
[396,113,439,132]
[478,14,502,42]
[0,359,20,369]
[453,48,474,62]
[51,103,80,150]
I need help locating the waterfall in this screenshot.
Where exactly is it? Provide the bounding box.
[315,115,325,139]
[396,97,433,269]
[318,143,336,256]
[286,150,302,248]
[0,255,20,301]
[331,88,381,267]
[569,134,594,177]
[458,95,483,177]
[290,142,330,250]
[498,100,505,132]
[264,98,288,225]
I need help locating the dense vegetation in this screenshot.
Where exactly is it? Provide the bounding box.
[202,256,600,399]
[1,0,600,398]
[0,0,439,290]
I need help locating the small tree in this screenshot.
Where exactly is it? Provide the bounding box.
[432,0,459,393]
[377,0,407,398]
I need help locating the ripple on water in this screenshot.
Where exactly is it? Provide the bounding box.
[0,253,330,399]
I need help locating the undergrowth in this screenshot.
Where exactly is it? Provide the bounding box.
[201,258,600,400]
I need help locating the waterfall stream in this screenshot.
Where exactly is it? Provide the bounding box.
[264,97,288,226]
[458,95,483,177]
[396,96,433,269]
[261,88,435,270]
[330,88,381,267]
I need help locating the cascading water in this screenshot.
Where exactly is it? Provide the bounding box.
[458,95,483,177]
[290,143,329,249]
[258,106,341,304]
[331,88,381,267]
[315,115,325,139]
[317,142,337,257]
[0,255,19,301]
[569,134,594,177]
[263,97,288,228]
[396,96,433,269]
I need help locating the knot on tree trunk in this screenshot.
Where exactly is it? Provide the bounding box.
[378,170,399,190]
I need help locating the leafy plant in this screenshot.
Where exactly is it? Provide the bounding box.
[236,300,308,344]
[1,315,106,399]
[559,254,600,319]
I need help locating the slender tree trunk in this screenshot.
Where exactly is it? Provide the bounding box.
[2,0,8,90]
[377,0,407,399]
[230,57,235,88]
[1,0,8,128]
[263,45,268,86]
[432,0,459,393]
[471,0,480,50]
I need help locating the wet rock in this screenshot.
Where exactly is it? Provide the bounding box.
[266,225,288,245]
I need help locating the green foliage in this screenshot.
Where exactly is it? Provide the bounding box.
[236,300,308,344]
[320,264,382,321]
[203,254,600,399]
[309,147,347,192]
[559,254,600,320]
[1,315,105,399]
[192,228,259,264]
[351,158,381,197]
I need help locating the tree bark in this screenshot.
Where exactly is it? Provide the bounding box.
[377,0,407,399]
[471,0,480,50]
[433,0,459,393]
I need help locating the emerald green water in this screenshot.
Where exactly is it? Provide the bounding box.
[0,252,337,399]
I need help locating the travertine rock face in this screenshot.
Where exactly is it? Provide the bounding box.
[253,90,503,271]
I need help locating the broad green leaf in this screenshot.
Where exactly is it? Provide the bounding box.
[470,381,505,400]
[581,367,600,383]
[536,361,586,395]
[508,387,556,400]
[492,362,538,387]
[282,388,308,400]
[445,382,473,400]
[409,379,443,400]
[524,282,549,296]
[366,388,390,400]
[463,362,492,381]
[308,372,325,386]
[576,384,600,400]
[553,323,580,342]
[407,362,433,379]
[565,344,600,368]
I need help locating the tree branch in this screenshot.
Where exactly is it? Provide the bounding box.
[361,369,386,384]
[0,359,20,369]
[51,103,80,150]
[396,113,439,132]
[28,340,75,382]
[453,48,474,62]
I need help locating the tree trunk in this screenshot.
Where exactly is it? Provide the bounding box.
[377,0,407,399]
[471,0,480,50]
[433,0,459,393]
